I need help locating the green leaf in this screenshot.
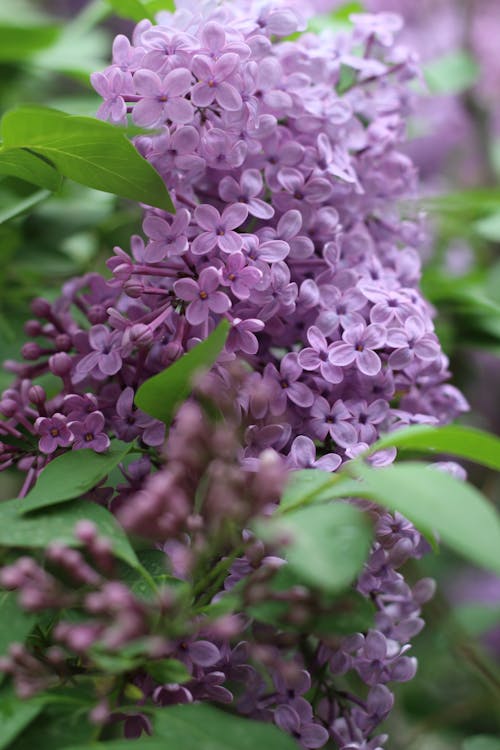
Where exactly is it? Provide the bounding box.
[348,462,500,575]
[19,440,132,515]
[311,591,376,636]
[0,149,62,191]
[9,702,95,750]
[475,212,500,242]
[106,0,175,22]
[145,658,191,684]
[135,319,230,425]
[0,188,52,224]
[0,499,138,569]
[0,687,45,750]
[254,502,372,593]
[424,50,480,94]
[0,23,60,61]
[280,469,348,512]
[463,738,500,750]
[1,107,174,212]
[0,591,37,657]
[368,424,500,472]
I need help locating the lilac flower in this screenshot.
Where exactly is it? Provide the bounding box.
[275,698,329,749]
[219,170,274,219]
[191,53,242,111]
[143,209,190,261]
[176,639,221,670]
[226,317,264,355]
[35,413,73,454]
[149,126,204,175]
[174,268,231,326]
[329,323,386,376]
[191,204,248,255]
[74,325,124,381]
[69,412,110,453]
[91,69,130,124]
[258,210,313,261]
[298,326,343,384]
[386,316,440,369]
[309,398,357,447]
[316,285,366,336]
[264,353,314,415]
[288,436,342,472]
[132,68,193,126]
[345,399,389,443]
[276,167,333,209]
[221,252,262,300]
[112,387,165,447]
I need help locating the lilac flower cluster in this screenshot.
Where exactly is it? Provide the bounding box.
[0,2,467,748]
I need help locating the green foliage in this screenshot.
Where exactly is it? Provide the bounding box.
[135,319,230,424]
[0,149,62,191]
[0,498,138,568]
[474,212,500,242]
[453,603,500,637]
[424,50,480,94]
[0,592,37,659]
[19,440,133,515]
[0,22,60,62]
[145,658,191,684]
[0,686,45,750]
[463,738,500,750]
[0,107,174,211]
[106,0,175,22]
[254,502,372,593]
[369,424,500,471]
[9,701,96,750]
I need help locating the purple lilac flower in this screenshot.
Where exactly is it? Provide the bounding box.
[132,68,193,126]
[174,268,231,326]
[69,412,110,453]
[143,209,190,261]
[192,204,249,255]
[35,414,73,454]
[329,323,386,377]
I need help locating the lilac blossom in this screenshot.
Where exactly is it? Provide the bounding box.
[329,323,386,377]
[132,68,193,126]
[174,268,231,325]
[35,413,73,454]
[69,412,110,453]
[192,204,249,255]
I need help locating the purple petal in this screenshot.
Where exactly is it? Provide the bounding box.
[356,348,382,376]
[188,640,221,667]
[328,343,356,367]
[216,82,243,111]
[174,278,199,302]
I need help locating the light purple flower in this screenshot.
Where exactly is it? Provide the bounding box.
[264,353,314,415]
[69,411,110,453]
[226,317,264,355]
[132,68,193,126]
[288,436,342,472]
[35,413,73,454]
[219,169,274,219]
[74,325,124,381]
[386,316,440,369]
[143,209,190,261]
[345,399,389,443]
[276,167,333,209]
[329,323,386,376]
[309,397,357,447]
[222,252,262,300]
[298,326,343,384]
[192,203,248,255]
[191,53,242,111]
[174,268,231,326]
[275,698,329,749]
[91,69,130,124]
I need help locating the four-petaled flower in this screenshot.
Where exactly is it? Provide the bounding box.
[69,411,110,453]
[35,413,73,454]
[192,203,248,255]
[221,252,262,299]
[191,53,242,111]
[329,323,386,376]
[143,208,190,261]
[174,268,231,325]
[132,68,193,126]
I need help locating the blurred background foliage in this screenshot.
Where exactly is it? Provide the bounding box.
[0,1,499,748]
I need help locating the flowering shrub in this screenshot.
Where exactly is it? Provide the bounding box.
[0,2,500,749]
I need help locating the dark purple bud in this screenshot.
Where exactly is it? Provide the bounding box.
[0,399,18,418]
[55,334,72,352]
[22,343,43,361]
[31,297,51,317]
[49,353,72,376]
[28,386,46,406]
[88,305,108,324]
[24,320,42,336]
